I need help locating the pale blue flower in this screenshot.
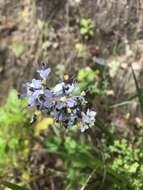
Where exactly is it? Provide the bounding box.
[37,68,51,80]
[25,79,42,89]
[67,97,77,108]
[81,109,96,132]
[27,89,44,107]
[53,82,64,96]
[22,66,96,131]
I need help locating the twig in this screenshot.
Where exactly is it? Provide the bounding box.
[80,169,96,190]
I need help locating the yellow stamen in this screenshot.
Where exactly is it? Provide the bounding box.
[35,111,41,116]
[92,111,97,116]
[64,74,69,80]
[60,96,67,102]
[67,108,72,113]
[81,91,86,96]
[52,99,56,105]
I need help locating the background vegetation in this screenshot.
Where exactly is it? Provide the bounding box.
[0,0,143,189]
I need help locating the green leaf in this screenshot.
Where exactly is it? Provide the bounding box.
[131,65,143,115]
[0,90,28,127]
[110,95,137,108]
[11,41,26,56]
[80,19,89,27]
[1,181,30,190]
[80,28,88,35]
[128,162,139,173]
[89,30,94,36]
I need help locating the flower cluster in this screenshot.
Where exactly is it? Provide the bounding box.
[22,64,96,132]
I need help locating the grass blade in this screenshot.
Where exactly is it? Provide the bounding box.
[1,181,30,190]
[131,65,143,115]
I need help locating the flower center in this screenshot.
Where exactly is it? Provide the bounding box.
[60,96,67,102]
[64,74,69,81]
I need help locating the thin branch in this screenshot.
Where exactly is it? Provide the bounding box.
[80,169,96,190]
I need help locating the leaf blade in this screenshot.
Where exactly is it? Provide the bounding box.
[131,65,143,115]
[1,181,30,190]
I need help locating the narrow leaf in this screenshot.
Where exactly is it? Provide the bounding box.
[131,65,143,115]
[1,181,30,190]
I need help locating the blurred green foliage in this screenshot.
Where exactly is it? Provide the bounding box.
[80,18,95,39]
[44,125,143,190]
[99,138,143,190]
[105,139,143,190]
[45,128,101,190]
[2,181,30,190]
[77,67,110,96]
[10,41,26,57]
[0,90,30,177]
